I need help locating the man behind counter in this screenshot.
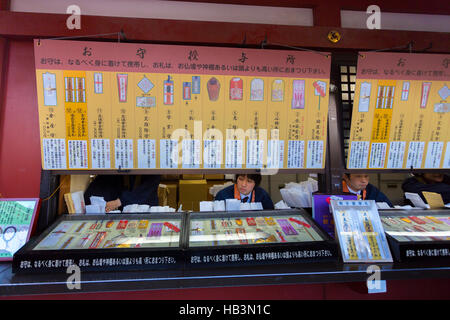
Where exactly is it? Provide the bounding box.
[402,173,450,205]
[84,175,161,212]
[214,174,274,210]
[342,173,393,207]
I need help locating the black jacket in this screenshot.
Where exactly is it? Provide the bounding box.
[402,175,450,204]
[364,183,393,207]
[84,175,161,208]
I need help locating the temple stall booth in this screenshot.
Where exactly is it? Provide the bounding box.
[0,2,449,299]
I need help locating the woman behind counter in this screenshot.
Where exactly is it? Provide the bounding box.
[214,174,274,210]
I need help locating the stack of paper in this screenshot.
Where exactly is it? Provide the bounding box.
[196,200,265,212]
[213,200,225,211]
[149,206,176,212]
[280,178,318,208]
[405,192,430,209]
[274,200,291,210]
[64,191,86,214]
[123,204,151,213]
[199,201,214,212]
[225,199,241,211]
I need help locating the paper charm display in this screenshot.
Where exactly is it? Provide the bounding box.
[192,76,201,94]
[94,72,103,94]
[271,79,284,102]
[358,82,371,112]
[330,199,393,263]
[250,78,264,101]
[420,82,431,108]
[230,77,243,100]
[137,75,154,94]
[116,74,128,102]
[292,79,305,109]
[401,81,409,101]
[136,75,156,107]
[207,77,220,101]
[435,84,449,113]
[313,80,326,110]
[42,72,57,106]
[65,76,86,103]
[163,76,174,105]
[183,82,191,100]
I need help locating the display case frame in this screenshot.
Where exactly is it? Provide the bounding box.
[185,208,339,268]
[12,208,341,274]
[379,209,450,262]
[12,212,186,274]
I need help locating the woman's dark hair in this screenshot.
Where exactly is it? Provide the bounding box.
[235,174,262,187]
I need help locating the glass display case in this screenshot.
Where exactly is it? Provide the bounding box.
[13,209,339,273]
[13,213,185,274]
[185,209,338,267]
[379,210,450,262]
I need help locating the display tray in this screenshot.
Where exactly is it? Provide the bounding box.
[12,213,185,274]
[379,210,450,262]
[185,209,339,267]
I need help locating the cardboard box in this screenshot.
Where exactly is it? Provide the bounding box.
[179,179,207,211]
[182,174,204,180]
[158,183,178,209]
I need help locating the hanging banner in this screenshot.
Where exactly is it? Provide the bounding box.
[348,52,450,169]
[34,39,331,170]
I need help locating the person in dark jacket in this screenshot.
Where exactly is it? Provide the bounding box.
[402,173,450,205]
[215,174,274,210]
[84,175,161,212]
[342,173,393,207]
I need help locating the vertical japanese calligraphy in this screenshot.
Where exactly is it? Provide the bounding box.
[348,52,450,169]
[35,40,331,170]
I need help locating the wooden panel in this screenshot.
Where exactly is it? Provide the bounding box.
[0,11,448,53]
[173,0,450,15]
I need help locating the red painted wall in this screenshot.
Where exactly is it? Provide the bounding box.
[0,40,41,198]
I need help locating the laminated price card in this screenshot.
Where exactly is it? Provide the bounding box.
[330,199,393,263]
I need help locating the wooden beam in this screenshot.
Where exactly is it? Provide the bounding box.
[171,0,450,15]
[313,3,341,27]
[0,11,448,53]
